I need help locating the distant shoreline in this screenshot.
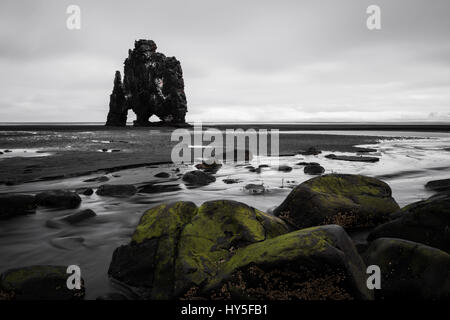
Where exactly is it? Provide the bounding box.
[0,123,450,132]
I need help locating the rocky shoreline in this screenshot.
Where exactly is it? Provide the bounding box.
[1,168,449,300]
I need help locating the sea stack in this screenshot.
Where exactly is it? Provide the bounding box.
[106,39,188,127]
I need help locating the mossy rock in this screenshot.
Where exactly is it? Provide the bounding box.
[194,225,372,300]
[0,265,85,300]
[0,194,36,220]
[109,201,197,299]
[274,174,399,230]
[108,200,289,299]
[174,200,289,296]
[368,193,450,253]
[364,238,450,300]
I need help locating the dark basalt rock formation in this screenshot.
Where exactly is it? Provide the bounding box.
[106,39,188,127]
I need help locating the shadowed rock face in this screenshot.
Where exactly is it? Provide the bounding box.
[106,39,188,127]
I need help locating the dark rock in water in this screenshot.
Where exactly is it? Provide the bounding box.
[50,236,85,250]
[425,178,450,192]
[182,170,216,186]
[195,161,222,173]
[198,225,372,300]
[258,164,270,168]
[61,209,96,224]
[298,146,321,156]
[325,154,379,163]
[36,190,81,209]
[355,147,377,153]
[222,178,241,184]
[83,175,109,183]
[108,200,289,299]
[274,174,399,230]
[244,183,266,194]
[154,172,171,178]
[297,161,320,166]
[304,164,325,175]
[96,292,129,300]
[0,265,85,300]
[364,238,450,300]
[96,184,138,197]
[277,165,292,172]
[139,183,181,194]
[4,150,12,153]
[0,151,3,155]
[0,194,36,220]
[105,39,188,127]
[368,192,450,253]
[76,188,94,196]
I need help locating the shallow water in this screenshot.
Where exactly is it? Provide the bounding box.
[0,131,449,298]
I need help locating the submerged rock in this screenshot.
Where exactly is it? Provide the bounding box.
[425,178,450,193]
[368,192,450,253]
[274,174,399,230]
[83,175,109,183]
[36,190,81,209]
[182,170,216,186]
[138,183,181,194]
[222,178,241,184]
[325,154,379,163]
[198,225,372,300]
[154,172,171,178]
[304,164,325,175]
[298,146,321,156]
[195,161,222,173]
[76,188,94,196]
[96,184,137,197]
[277,165,293,172]
[61,209,97,224]
[0,265,85,300]
[108,200,289,299]
[364,238,450,300]
[0,194,36,220]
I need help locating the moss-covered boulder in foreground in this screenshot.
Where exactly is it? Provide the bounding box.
[274,174,399,230]
[194,225,372,300]
[108,200,290,299]
[0,265,85,300]
[364,238,450,300]
[368,192,450,253]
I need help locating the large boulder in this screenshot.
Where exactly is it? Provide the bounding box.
[35,190,81,209]
[364,238,450,300]
[0,194,36,220]
[96,184,137,197]
[368,192,450,253]
[182,170,216,186]
[108,200,289,299]
[274,174,400,230]
[0,265,85,300]
[197,225,372,300]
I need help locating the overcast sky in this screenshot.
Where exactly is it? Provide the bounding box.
[0,0,449,123]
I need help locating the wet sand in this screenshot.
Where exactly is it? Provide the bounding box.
[0,125,386,185]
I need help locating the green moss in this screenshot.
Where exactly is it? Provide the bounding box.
[1,266,64,290]
[204,227,335,292]
[132,202,197,244]
[174,200,289,294]
[307,175,386,197]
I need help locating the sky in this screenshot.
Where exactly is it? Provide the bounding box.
[0,0,449,123]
